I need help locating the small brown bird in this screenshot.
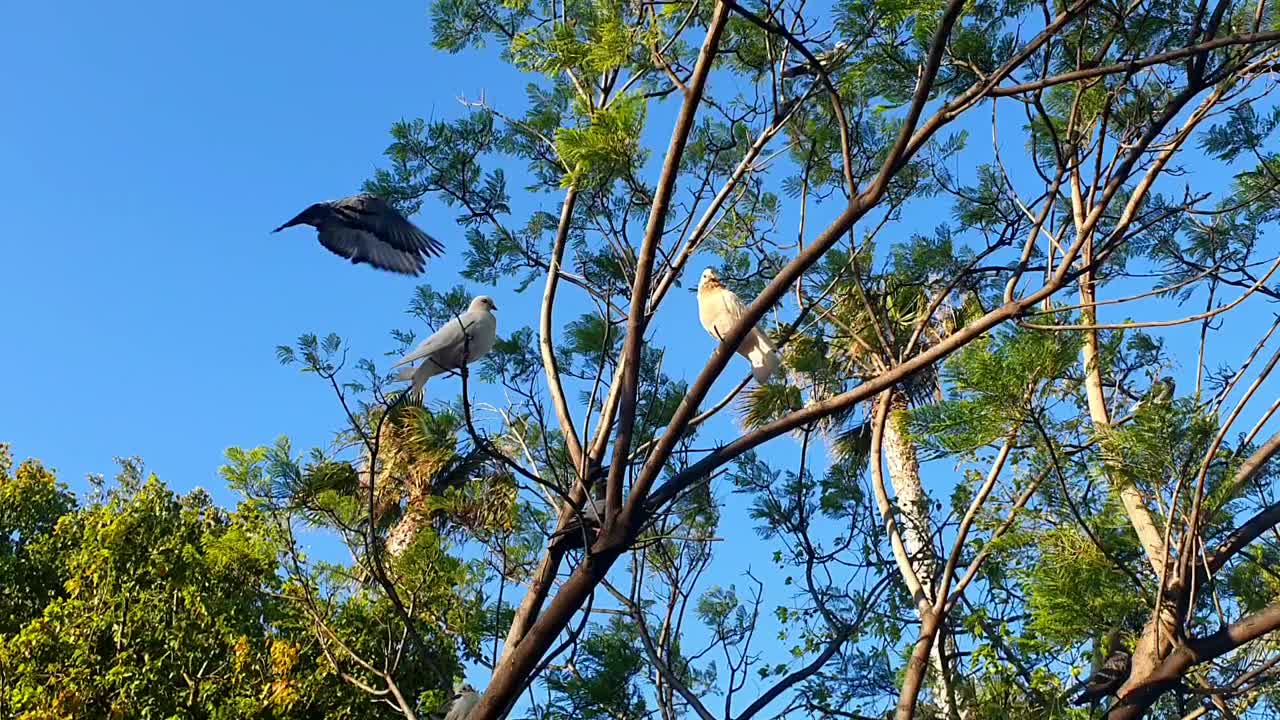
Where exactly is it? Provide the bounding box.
[697,268,781,383]
[274,193,445,275]
[1073,651,1131,705]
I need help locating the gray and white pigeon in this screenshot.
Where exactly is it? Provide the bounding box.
[697,268,780,383]
[273,193,445,275]
[393,296,498,400]
[443,684,480,720]
[1072,650,1131,706]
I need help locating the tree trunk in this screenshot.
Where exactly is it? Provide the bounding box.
[882,393,965,720]
[386,509,427,558]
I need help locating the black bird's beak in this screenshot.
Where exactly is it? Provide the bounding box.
[272,209,311,233]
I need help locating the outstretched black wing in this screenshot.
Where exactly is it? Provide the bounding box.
[335,194,446,258]
[315,225,425,276]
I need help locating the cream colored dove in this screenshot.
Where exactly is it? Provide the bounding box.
[393,296,498,401]
[442,684,480,720]
[697,268,780,383]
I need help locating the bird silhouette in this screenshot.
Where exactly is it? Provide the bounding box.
[550,469,608,551]
[1148,376,1176,405]
[1132,376,1176,414]
[781,41,852,79]
[1072,650,1131,706]
[274,193,444,275]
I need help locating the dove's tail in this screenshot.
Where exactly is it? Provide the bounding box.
[394,365,430,405]
[746,332,781,384]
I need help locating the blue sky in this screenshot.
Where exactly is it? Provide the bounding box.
[6,0,1280,711]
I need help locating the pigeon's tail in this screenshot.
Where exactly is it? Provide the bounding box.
[746,332,781,384]
[750,349,781,383]
[394,365,430,405]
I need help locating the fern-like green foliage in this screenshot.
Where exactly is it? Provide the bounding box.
[1023,527,1145,646]
[544,616,649,720]
[910,325,1080,457]
[555,94,649,189]
[1102,398,1218,498]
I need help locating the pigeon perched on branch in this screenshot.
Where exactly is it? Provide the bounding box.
[274,193,444,275]
[1132,376,1175,413]
[442,684,479,720]
[697,269,781,383]
[781,41,852,79]
[393,296,498,401]
[1148,376,1175,405]
[550,472,608,551]
[1071,650,1131,706]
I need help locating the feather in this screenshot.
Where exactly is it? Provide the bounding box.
[392,296,499,398]
[1072,651,1131,705]
[273,193,443,276]
[697,269,781,383]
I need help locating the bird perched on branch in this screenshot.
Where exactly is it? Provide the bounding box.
[1071,650,1131,706]
[697,269,781,384]
[550,473,608,552]
[781,41,852,79]
[1132,376,1176,413]
[442,684,479,720]
[393,296,498,401]
[1148,376,1176,405]
[273,193,444,275]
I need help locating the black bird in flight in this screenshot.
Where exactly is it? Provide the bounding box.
[274,193,444,276]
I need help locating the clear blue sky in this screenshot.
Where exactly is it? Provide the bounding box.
[6,0,1278,710]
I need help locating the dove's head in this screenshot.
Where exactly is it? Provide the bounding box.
[452,682,477,699]
[470,296,498,313]
[699,268,722,289]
